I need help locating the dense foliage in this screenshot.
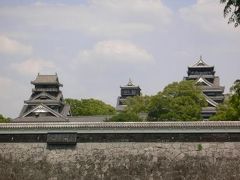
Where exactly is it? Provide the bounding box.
[125,95,151,114]
[111,80,207,122]
[0,114,10,123]
[220,0,240,27]
[210,80,240,120]
[106,96,148,122]
[108,112,142,122]
[66,80,240,121]
[147,81,207,121]
[65,98,116,116]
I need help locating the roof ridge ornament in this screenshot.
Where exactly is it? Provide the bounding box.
[191,56,210,67]
[199,55,203,63]
[197,55,205,66]
[127,78,134,86]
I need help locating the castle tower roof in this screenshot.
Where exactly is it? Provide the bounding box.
[190,56,213,68]
[31,74,63,86]
[184,56,225,119]
[121,78,140,89]
[17,73,70,121]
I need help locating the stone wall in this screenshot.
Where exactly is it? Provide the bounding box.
[0,142,240,180]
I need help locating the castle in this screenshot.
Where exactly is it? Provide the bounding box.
[13,57,225,122]
[184,57,225,119]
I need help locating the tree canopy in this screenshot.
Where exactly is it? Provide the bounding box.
[125,95,151,114]
[0,114,10,123]
[64,80,240,121]
[221,0,240,27]
[108,112,142,122]
[210,79,240,120]
[65,98,116,116]
[148,81,207,121]
[116,80,207,122]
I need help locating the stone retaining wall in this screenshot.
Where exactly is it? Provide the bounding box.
[0,142,240,180]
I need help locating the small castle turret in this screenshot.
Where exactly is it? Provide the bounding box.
[116,79,141,111]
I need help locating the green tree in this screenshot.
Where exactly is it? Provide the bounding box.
[125,95,151,114]
[220,0,240,27]
[209,101,238,120]
[0,114,10,123]
[105,95,149,122]
[210,80,240,120]
[230,79,240,114]
[147,81,207,121]
[108,112,142,122]
[65,98,116,116]
[109,95,150,122]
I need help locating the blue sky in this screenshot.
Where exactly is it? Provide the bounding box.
[0,0,239,118]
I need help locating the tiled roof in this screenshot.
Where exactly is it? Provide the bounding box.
[189,56,213,68]
[69,115,112,122]
[24,100,62,105]
[187,74,215,79]
[201,86,225,92]
[3,121,240,131]
[31,74,62,86]
[203,94,218,107]
[202,107,217,113]
[22,104,66,118]
[121,79,140,88]
[60,104,71,116]
[12,116,68,123]
[30,92,58,101]
[19,105,28,117]
[12,116,110,123]
[196,77,214,87]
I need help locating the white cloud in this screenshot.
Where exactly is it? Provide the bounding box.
[77,40,154,64]
[91,0,171,22]
[0,35,32,55]
[0,77,13,97]
[0,0,172,38]
[0,77,13,107]
[0,76,25,118]
[11,58,55,75]
[179,0,240,33]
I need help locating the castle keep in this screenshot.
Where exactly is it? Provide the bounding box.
[184,57,225,119]
[13,56,226,121]
[0,58,239,180]
[15,74,71,122]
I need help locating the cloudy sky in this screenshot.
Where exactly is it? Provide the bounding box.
[0,0,239,118]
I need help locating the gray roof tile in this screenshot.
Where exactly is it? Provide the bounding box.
[31,74,62,86]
